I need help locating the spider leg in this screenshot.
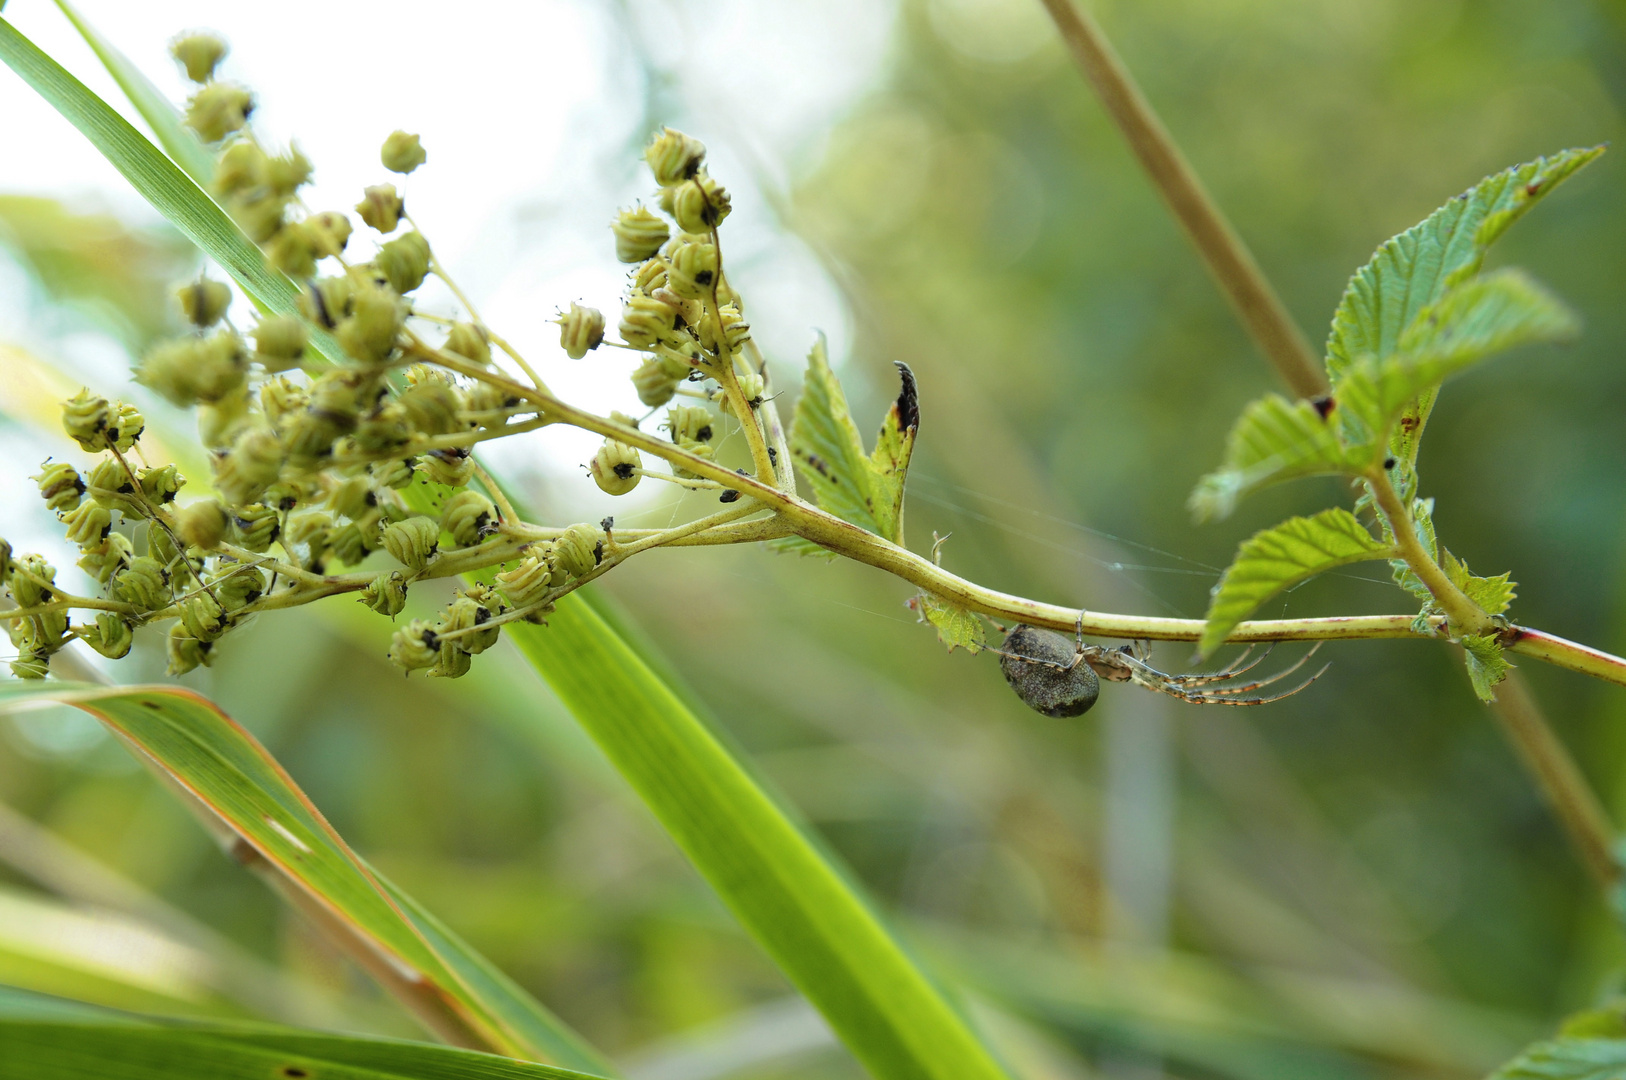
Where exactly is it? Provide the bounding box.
[1170,642,1274,686]
[1181,641,1323,696]
[1117,644,1327,706]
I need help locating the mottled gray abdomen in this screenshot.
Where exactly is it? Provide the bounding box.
[999,624,1099,717]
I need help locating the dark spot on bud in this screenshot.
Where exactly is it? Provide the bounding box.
[612,462,634,479]
[592,541,604,565]
[1311,395,1335,419]
[117,482,134,494]
[694,269,714,287]
[719,490,740,503]
[281,1068,309,1079]
[1383,457,1396,469]
[695,425,712,443]
[767,447,778,464]
[422,629,440,650]
[601,516,614,532]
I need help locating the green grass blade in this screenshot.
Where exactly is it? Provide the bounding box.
[0,681,611,1073]
[0,15,341,363]
[0,988,602,1080]
[51,0,215,186]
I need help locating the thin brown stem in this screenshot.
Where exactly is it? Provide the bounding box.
[1036,0,1326,398]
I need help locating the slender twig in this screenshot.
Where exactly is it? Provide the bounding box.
[1366,470,1491,635]
[1035,0,1326,398]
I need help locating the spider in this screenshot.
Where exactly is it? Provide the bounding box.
[993,616,1328,717]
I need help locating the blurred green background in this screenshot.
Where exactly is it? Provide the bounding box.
[4,1,1626,1077]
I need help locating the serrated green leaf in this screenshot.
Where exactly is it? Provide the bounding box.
[1188,394,1346,521]
[1326,146,1603,386]
[0,17,342,365]
[789,337,918,543]
[1336,269,1579,467]
[53,0,216,186]
[1200,509,1394,656]
[0,681,610,1072]
[1443,549,1516,616]
[1387,496,1439,604]
[909,593,986,654]
[1462,635,1512,702]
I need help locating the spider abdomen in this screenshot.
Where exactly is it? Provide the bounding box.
[1000,624,1100,717]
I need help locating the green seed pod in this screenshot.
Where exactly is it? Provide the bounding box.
[590,440,642,496]
[468,381,518,419]
[232,504,280,553]
[309,368,381,420]
[667,238,719,299]
[147,526,184,570]
[397,380,465,437]
[78,532,134,585]
[34,461,84,513]
[351,405,412,454]
[382,515,439,571]
[259,376,307,426]
[214,139,267,197]
[83,612,135,660]
[252,317,308,373]
[306,211,352,258]
[417,448,474,487]
[214,426,284,506]
[135,464,183,508]
[267,145,313,195]
[361,570,408,617]
[671,172,731,234]
[665,404,715,445]
[430,641,472,679]
[355,184,403,233]
[175,500,228,551]
[671,440,716,481]
[114,557,170,612]
[196,385,252,450]
[283,508,329,547]
[444,322,491,366]
[299,276,355,329]
[374,231,431,295]
[550,523,600,579]
[211,565,266,611]
[8,554,55,608]
[177,278,232,327]
[325,475,375,521]
[998,625,1100,717]
[86,458,141,515]
[337,283,408,363]
[282,410,345,467]
[10,651,49,680]
[631,355,681,407]
[701,302,751,355]
[185,83,254,143]
[368,458,414,491]
[170,32,226,83]
[557,303,605,359]
[388,619,439,671]
[612,206,671,263]
[61,501,112,547]
[266,221,318,278]
[495,549,553,608]
[631,256,668,293]
[381,130,426,174]
[736,370,764,403]
[645,127,705,186]
[167,624,213,675]
[109,402,145,452]
[619,291,678,349]
[441,490,495,547]
[61,389,111,451]
[327,522,367,567]
[179,592,227,642]
[230,190,290,244]
[137,333,248,407]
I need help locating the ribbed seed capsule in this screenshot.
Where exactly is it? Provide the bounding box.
[215,140,268,197]
[325,476,375,520]
[645,127,705,186]
[444,322,491,366]
[180,593,227,642]
[212,565,266,610]
[86,459,141,514]
[355,184,403,233]
[177,278,232,327]
[138,332,248,406]
[266,222,319,278]
[252,317,308,373]
[370,458,416,490]
[671,173,731,234]
[381,131,426,174]
[362,570,409,616]
[430,642,472,679]
[667,239,719,299]
[267,147,313,195]
[495,550,553,607]
[110,403,145,452]
[702,303,751,354]
[671,440,715,481]
[418,448,474,487]
[197,385,251,450]
[665,405,715,445]
[613,206,671,263]
[375,232,431,294]
[389,619,439,671]
[306,211,352,258]
[327,522,367,567]
[630,355,680,407]
[10,652,50,680]
[338,283,408,363]
[34,462,84,513]
[382,515,439,571]
[61,390,111,451]
[619,291,678,349]
[114,557,170,611]
[299,276,354,329]
[258,376,308,425]
[83,612,134,660]
[61,502,112,547]
[441,490,495,547]
[232,504,279,552]
[170,32,226,83]
[215,426,284,506]
[632,257,668,293]
[185,83,253,143]
[550,523,600,579]
[557,303,605,359]
[175,501,228,551]
[78,533,133,585]
[590,440,642,495]
[397,380,464,437]
[167,624,213,675]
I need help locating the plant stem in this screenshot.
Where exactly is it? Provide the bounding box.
[1366,469,1492,636]
[1036,0,1326,399]
[1484,669,1620,888]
